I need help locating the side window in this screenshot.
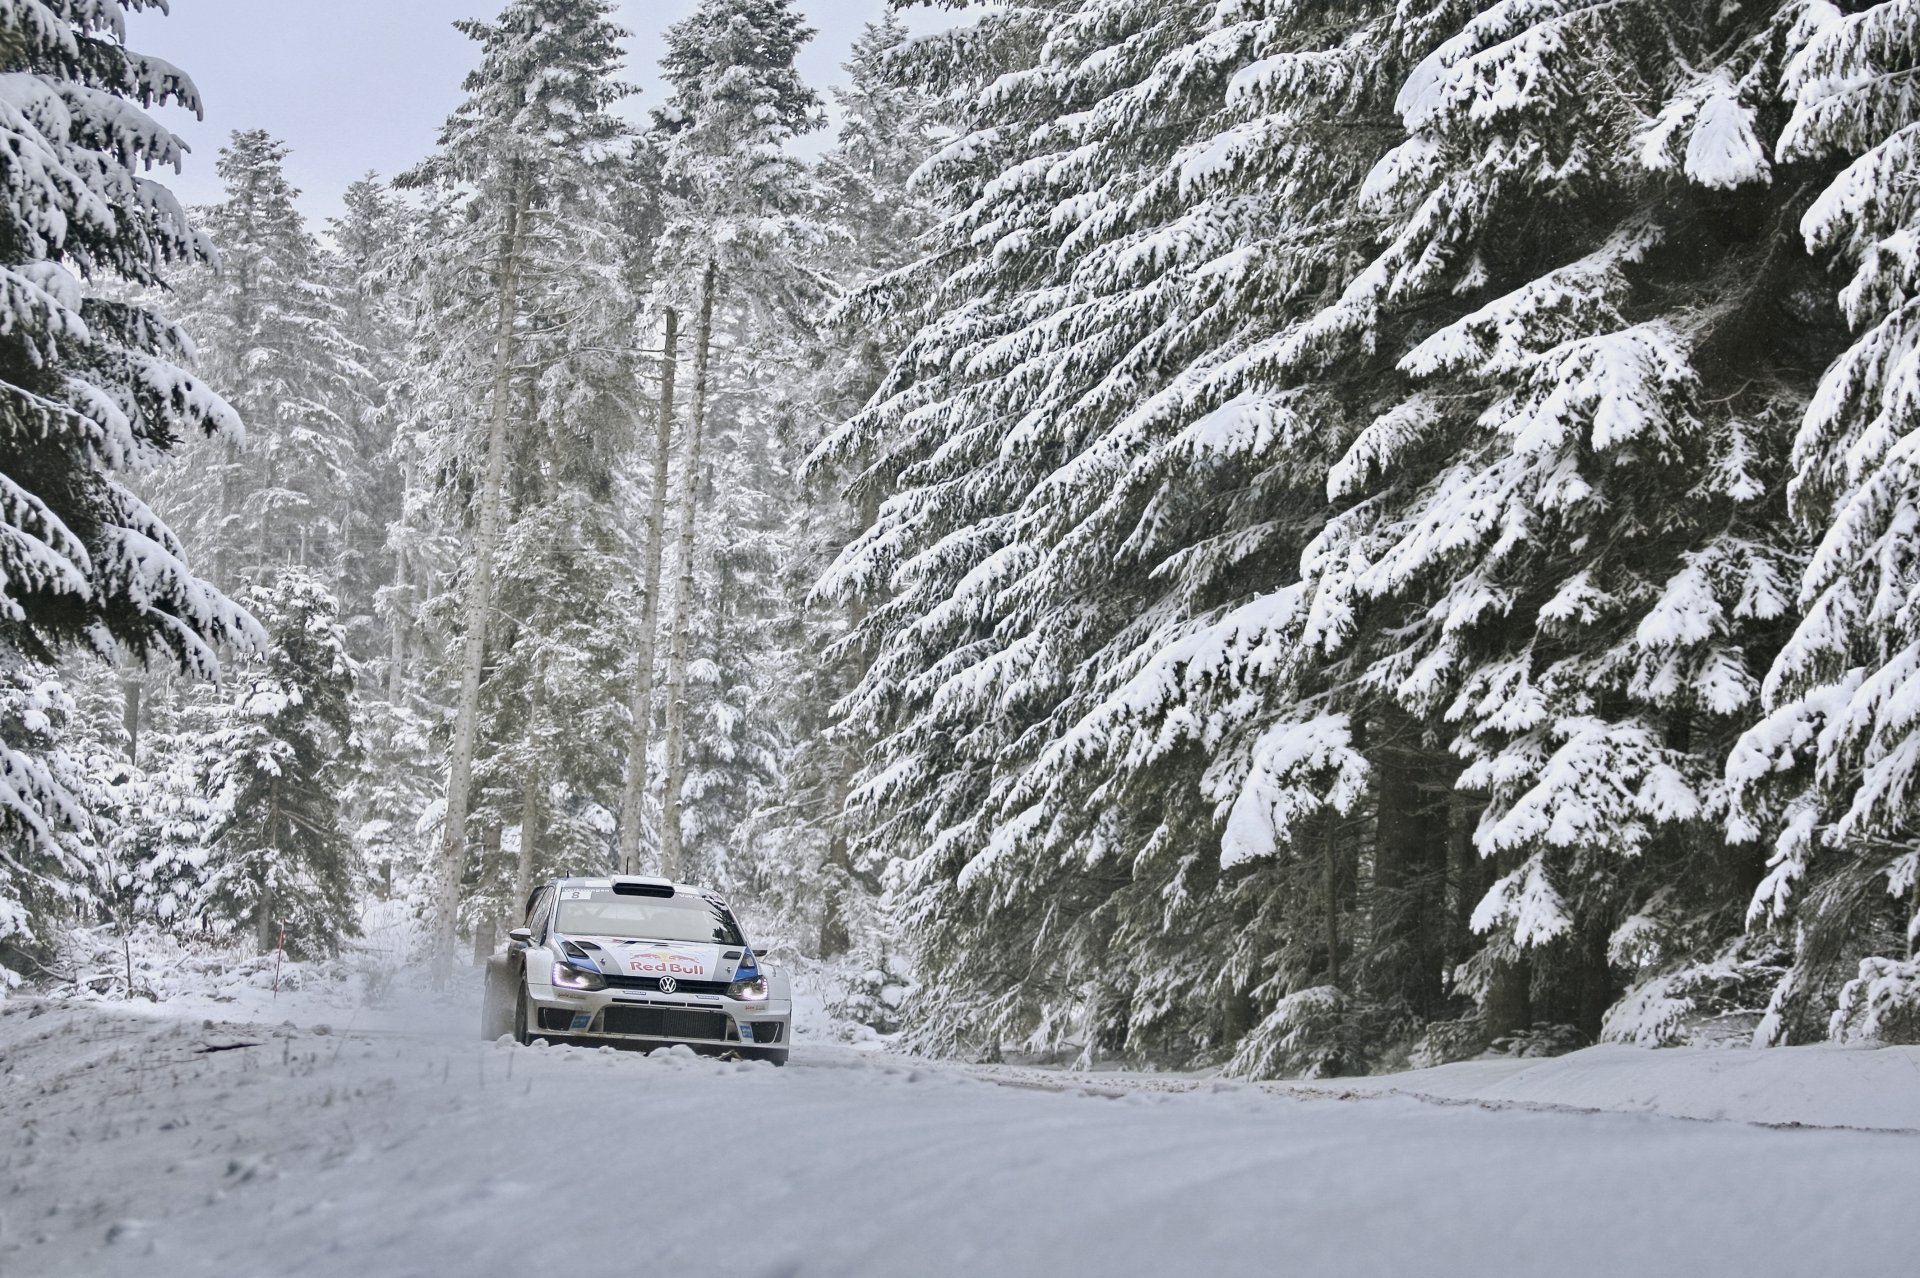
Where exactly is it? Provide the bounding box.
[527,888,553,939]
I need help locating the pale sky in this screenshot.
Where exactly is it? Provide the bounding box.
[126,0,898,224]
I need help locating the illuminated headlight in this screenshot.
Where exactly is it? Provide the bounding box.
[727,974,769,1001]
[551,961,605,992]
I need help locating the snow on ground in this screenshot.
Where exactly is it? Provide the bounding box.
[971,1042,1920,1130]
[1269,1041,1920,1129]
[2,979,1916,1278]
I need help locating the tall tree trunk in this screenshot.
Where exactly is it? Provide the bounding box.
[1486,949,1532,1041]
[430,172,527,975]
[1323,822,1343,990]
[818,486,881,956]
[257,780,280,954]
[817,755,855,958]
[514,676,544,916]
[387,451,419,702]
[121,678,141,765]
[1371,714,1454,1018]
[386,553,410,702]
[659,260,718,881]
[616,308,680,874]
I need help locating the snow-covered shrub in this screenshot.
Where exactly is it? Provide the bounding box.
[827,945,918,1038]
[1602,939,1787,1048]
[1409,1018,1494,1070]
[1490,1024,1587,1060]
[1223,987,1373,1080]
[1830,958,1920,1046]
[0,671,105,990]
[44,923,355,1006]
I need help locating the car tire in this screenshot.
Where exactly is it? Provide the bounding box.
[480,962,515,1041]
[513,987,532,1046]
[757,1048,789,1067]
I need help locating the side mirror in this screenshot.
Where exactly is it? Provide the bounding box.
[508,928,532,950]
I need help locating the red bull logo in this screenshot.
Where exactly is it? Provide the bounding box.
[625,950,709,977]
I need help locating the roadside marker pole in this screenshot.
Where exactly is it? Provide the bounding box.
[273,924,285,999]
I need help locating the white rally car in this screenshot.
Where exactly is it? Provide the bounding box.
[481,876,792,1064]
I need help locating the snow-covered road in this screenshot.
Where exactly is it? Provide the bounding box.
[3,995,1916,1278]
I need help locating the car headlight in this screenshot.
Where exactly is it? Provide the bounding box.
[552,961,605,992]
[727,974,769,1001]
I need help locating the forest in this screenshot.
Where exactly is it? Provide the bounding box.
[2,0,1918,1079]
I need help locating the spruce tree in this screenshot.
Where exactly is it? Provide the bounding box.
[153,130,369,587]
[400,0,632,965]
[1729,0,1920,1044]
[191,572,359,956]
[0,1,257,978]
[648,0,824,878]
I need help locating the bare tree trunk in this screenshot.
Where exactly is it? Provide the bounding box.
[1323,819,1343,990]
[817,532,872,957]
[215,441,238,585]
[431,173,527,976]
[121,678,141,765]
[616,309,680,874]
[513,677,544,915]
[817,756,855,958]
[386,452,417,702]
[257,779,280,954]
[659,261,718,881]
[386,556,410,702]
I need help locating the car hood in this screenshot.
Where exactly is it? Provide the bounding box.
[558,935,744,983]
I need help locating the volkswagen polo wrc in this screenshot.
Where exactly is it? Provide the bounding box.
[481,876,792,1064]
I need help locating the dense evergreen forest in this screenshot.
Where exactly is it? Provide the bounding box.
[2,0,1918,1074]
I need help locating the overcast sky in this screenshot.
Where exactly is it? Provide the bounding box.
[126,0,897,224]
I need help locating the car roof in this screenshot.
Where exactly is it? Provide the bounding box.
[549,874,725,899]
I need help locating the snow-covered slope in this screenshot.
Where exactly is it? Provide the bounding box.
[2,997,1916,1278]
[1271,1041,1920,1130]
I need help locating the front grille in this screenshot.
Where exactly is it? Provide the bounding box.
[602,973,731,996]
[748,1021,784,1045]
[536,1008,576,1033]
[600,1005,729,1041]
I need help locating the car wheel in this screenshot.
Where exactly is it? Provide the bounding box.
[513,987,532,1046]
[480,962,515,1041]
[759,1048,789,1067]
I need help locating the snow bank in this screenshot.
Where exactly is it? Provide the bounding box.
[1,1001,1916,1278]
[1273,1040,1920,1130]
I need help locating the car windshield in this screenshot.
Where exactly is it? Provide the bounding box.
[553,890,743,946]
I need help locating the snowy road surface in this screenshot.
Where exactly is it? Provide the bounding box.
[3,996,1917,1278]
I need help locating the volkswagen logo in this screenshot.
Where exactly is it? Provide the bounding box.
[657,976,678,994]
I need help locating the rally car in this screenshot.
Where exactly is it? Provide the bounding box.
[480,875,792,1064]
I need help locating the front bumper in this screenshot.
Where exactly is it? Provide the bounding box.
[527,985,792,1049]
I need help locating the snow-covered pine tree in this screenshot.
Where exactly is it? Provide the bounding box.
[789,12,945,957]
[399,0,632,963]
[0,1,257,983]
[648,0,826,880]
[1286,0,1832,1055]
[672,339,798,891]
[1060,0,1836,1065]
[151,130,369,588]
[828,0,1868,1072]
[186,572,357,956]
[464,358,642,932]
[327,175,416,673]
[321,177,447,929]
[820,0,1415,1064]
[1729,0,1920,1045]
